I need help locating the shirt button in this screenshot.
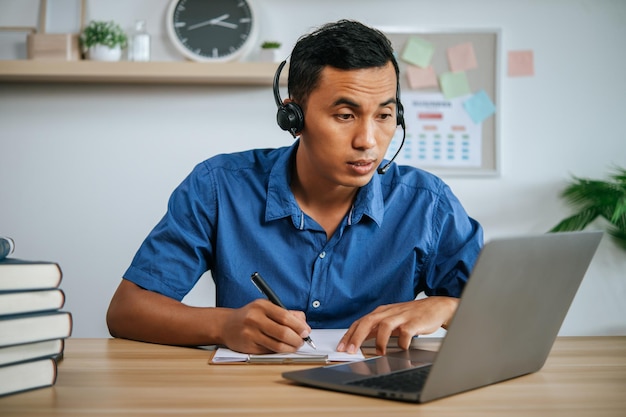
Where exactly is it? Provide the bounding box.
[319,251,326,259]
[312,300,321,308]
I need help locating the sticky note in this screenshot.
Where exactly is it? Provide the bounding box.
[463,90,496,124]
[447,42,478,72]
[406,65,439,89]
[401,37,434,68]
[508,50,534,77]
[439,71,471,99]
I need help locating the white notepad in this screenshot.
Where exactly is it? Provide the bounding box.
[211,329,365,364]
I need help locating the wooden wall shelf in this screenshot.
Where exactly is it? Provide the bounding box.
[0,60,282,85]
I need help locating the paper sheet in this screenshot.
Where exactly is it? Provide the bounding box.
[385,92,483,168]
[211,329,365,363]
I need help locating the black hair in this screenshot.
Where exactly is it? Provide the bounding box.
[288,20,400,107]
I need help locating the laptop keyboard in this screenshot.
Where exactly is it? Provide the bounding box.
[346,365,432,393]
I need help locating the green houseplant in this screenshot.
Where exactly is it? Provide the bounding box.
[550,166,626,250]
[261,41,281,49]
[80,20,128,61]
[259,41,282,62]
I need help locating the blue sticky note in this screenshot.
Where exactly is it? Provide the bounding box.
[463,90,496,124]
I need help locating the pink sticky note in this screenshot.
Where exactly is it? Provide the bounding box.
[447,42,478,72]
[508,50,534,77]
[406,65,439,89]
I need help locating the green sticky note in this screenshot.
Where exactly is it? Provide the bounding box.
[463,90,496,124]
[439,71,471,99]
[401,37,434,68]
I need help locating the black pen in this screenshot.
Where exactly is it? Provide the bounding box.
[251,272,317,350]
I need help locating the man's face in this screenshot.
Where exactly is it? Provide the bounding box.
[296,62,399,190]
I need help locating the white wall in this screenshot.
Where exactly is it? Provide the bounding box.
[1,0,625,338]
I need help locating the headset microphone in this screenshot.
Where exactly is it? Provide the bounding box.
[377,102,406,175]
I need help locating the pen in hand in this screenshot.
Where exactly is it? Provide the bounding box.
[251,272,317,350]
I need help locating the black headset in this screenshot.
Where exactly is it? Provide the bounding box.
[272,60,406,174]
[273,60,304,138]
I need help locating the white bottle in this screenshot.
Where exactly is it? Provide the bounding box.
[129,20,150,61]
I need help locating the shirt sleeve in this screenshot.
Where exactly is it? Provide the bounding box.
[423,183,483,298]
[123,162,217,301]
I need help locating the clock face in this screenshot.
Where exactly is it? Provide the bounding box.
[166,0,257,62]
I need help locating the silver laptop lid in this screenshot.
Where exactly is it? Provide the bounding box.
[282,231,603,403]
[420,231,602,402]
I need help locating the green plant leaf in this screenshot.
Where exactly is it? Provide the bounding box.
[551,166,626,252]
[549,208,599,232]
[608,226,626,250]
[80,20,128,49]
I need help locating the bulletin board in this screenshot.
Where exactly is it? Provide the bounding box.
[379,28,501,176]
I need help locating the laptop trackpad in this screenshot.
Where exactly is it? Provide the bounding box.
[386,348,437,363]
[330,348,437,378]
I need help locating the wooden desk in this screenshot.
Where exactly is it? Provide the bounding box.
[0,337,624,416]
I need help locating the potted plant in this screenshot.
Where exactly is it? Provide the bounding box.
[550,166,626,251]
[259,41,282,62]
[80,20,128,61]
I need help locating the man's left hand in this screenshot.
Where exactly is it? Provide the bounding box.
[336,296,459,355]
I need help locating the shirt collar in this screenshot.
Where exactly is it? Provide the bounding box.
[265,140,385,228]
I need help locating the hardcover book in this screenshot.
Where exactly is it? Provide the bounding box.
[0,258,62,291]
[0,311,72,348]
[0,237,14,260]
[0,358,57,397]
[0,289,65,316]
[0,339,64,367]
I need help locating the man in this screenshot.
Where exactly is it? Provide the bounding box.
[107,20,483,356]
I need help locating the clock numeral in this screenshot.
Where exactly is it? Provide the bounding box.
[175,22,186,28]
[240,33,248,40]
[239,18,251,23]
[212,48,219,58]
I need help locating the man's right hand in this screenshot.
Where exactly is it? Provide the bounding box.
[219,299,312,354]
[106,279,311,354]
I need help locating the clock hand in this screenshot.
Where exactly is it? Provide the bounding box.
[212,20,237,29]
[210,14,230,23]
[187,14,237,31]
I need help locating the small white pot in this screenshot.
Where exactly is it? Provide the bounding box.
[259,48,282,62]
[87,45,122,62]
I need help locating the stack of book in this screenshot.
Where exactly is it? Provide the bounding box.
[0,236,73,397]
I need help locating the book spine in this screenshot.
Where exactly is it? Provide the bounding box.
[0,237,15,260]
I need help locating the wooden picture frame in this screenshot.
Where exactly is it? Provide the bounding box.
[26,0,86,60]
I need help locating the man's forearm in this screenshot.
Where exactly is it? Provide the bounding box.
[106,279,228,346]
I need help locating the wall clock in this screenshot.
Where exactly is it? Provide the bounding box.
[166,0,258,62]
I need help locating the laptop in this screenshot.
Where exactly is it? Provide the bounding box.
[283,231,603,403]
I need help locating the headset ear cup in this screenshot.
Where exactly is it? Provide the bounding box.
[396,100,405,128]
[276,102,304,136]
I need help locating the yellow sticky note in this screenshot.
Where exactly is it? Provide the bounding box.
[401,37,434,68]
[439,72,471,99]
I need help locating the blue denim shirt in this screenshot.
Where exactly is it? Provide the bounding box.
[124,141,483,328]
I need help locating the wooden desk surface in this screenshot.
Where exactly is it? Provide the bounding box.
[0,337,624,417]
